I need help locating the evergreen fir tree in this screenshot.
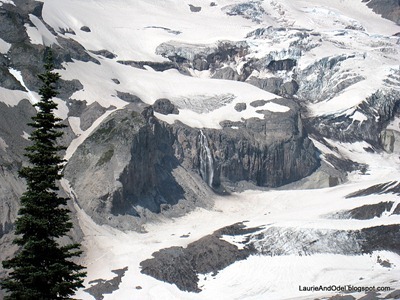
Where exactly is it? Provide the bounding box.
[1,48,86,299]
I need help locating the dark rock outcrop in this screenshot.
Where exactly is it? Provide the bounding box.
[117,60,177,72]
[89,49,116,59]
[189,4,201,12]
[234,102,246,112]
[394,203,400,215]
[84,267,128,300]
[364,0,400,24]
[116,91,142,104]
[305,90,400,148]
[345,202,394,220]
[360,224,400,255]
[140,223,259,292]
[153,98,179,115]
[267,58,296,72]
[346,181,400,198]
[80,25,91,32]
[214,99,319,188]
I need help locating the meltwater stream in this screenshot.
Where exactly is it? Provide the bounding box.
[199,130,214,188]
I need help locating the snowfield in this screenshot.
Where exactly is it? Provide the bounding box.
[68,147,400,300]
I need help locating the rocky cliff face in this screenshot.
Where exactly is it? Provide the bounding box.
[1,0,399,233]
[0,99,35,237]
[1,0,399,235]
[364,0,400,25]
[306,90,400,147]
[64,99,318,229]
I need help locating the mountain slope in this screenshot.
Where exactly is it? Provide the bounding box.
[0,0,400,299]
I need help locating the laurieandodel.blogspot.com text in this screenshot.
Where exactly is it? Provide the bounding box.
[299,285,392,293]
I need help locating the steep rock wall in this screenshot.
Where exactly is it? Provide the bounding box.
[64,101,319,229]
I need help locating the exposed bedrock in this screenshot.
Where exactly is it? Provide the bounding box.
[305,90,400,148]
[64,100,319,228]
[0,99,35,238]
[0,0,97,93]
[364,0,400,25]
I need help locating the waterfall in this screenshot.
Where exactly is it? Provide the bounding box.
[199,130,214,188]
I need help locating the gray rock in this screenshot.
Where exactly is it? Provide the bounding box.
[141,246,200,292]
[80,25,91,32]
[358,292,383,300]
[117,60,177,72]
[282,80,299,96]
[64,106,213,230]
[325,296,355,300]
[66,99,87,117]
[89,49,116,59]
[58,79,84,101]
[250,99,268,107]
[140,222,257,292]
[247,77,284,95]
[0,65,25,90]
[394,203,400,215]
[234,102,246,112]
[384,289,400,299]
[360,224,400,255]
[54,37,100,65]
[346,181,400,198]
[189,4,202,12]
[58,27,76,35]
[344,202,394,220]
[144,26,181,35]
[152,98,179,115]
[380,129,400,154]
[193,57,209,71]
[0,3,30,44]
[212,67,239,80]
[222,2,266,23]
[305,90,400,148]
[267,58,296,71]
[365,0,400,24]
[80,102,109,131]
[84,267,128,300]
[116,91,142,103]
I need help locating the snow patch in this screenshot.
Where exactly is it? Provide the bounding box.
[25,14,59,46]
[349,111,368,124]
[0,86,30,107]
[8,68,68,119]
[0,0,14,6]
[68,117,84,136]
[8,68,39,105]
[21,131,30,140]
[0,37,11,53]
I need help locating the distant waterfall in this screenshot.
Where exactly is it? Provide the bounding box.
[199,130,214,188]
